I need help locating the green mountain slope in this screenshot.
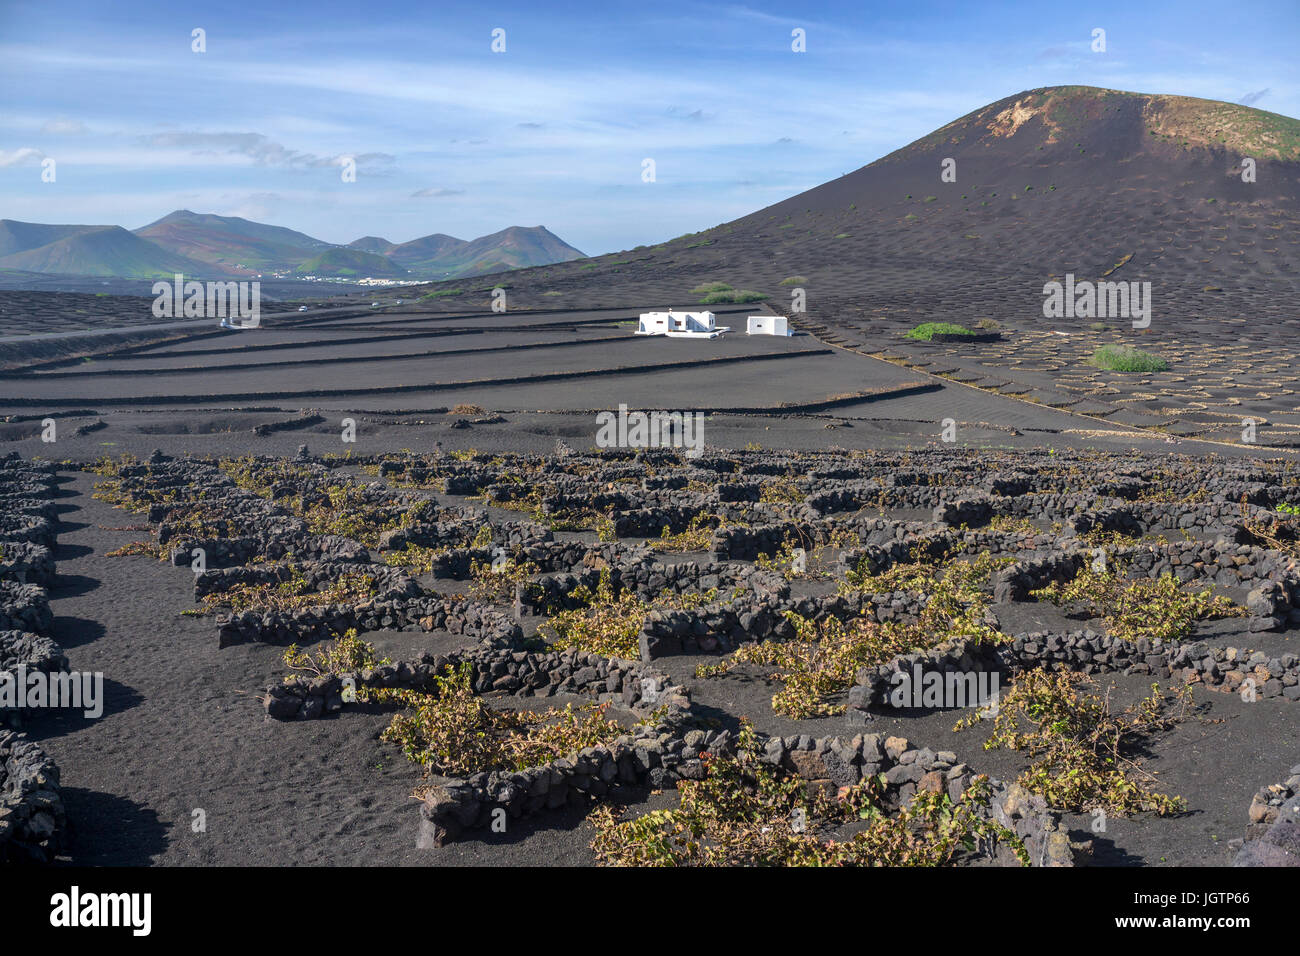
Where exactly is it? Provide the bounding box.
[294,247,408,278]
[134,209,333,274]
[0,225,213,279]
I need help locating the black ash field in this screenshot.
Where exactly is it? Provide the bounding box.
[4,85,1300,869]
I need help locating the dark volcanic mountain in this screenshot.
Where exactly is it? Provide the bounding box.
[404,86,1300,342]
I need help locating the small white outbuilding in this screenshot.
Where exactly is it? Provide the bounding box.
[636,309,730,339]
[746,314,791,336]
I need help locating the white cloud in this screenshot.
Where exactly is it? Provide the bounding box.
[0,147,45,166]
[139,130,395,169]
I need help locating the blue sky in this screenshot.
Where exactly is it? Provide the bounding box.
[1,0,1296,255]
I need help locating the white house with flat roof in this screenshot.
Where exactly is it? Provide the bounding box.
[636,309,730,339]
[746,314,791,336]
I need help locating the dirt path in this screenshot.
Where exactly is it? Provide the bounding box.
[29,471,405,864]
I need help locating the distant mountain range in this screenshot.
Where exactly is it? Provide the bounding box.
[0,210,585,281]
[344,227,586,277]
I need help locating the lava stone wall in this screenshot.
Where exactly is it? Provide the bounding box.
[0,729,65,863]
[265,644,677,720]
[218,595,521,648]
[194,560,418,601]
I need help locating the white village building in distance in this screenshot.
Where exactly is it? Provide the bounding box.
[746,314,791,336]
[636,309,730,339]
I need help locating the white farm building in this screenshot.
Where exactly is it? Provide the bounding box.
[636,309,730,339]
[746,315,791,336]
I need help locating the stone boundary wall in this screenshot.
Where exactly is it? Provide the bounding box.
[516,555,785,615]
[1069,502,1248,537]
[430,540,648,580]
[0,458,65,736]
[711,520,818,561]
[0,512,56,549]
[168,533,370,569]
[0,729,65,863]
[993,538,1300,628]
[144,488,279,527]
[612,505,711,539]
[638,589,789,658]
[157,512,306,548]
[1115,538,1298,591]
[1237,766,1300,866]
[265,644,678,721]
[933,496,995,527]
[636,582,946,660]
[381,517,550,554]
[992,552,1090,602]
[1,630,70,725]
[0,581,52,635]
[418,725,1074,865]
[194,560,418,601]
[0,630,68,676]
[805,481,892,514]
[1,498,59,523]
[0,542,55,588]
[218,594,521,648]
[846,630,1300,724]
[626,527,1299,661]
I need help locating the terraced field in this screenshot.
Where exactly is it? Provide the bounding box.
[6,447,1300,866]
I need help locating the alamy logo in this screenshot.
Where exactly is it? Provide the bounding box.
[1,667,104,718]
[888,665,1000,716]
[152,273,261,328]
[1042,273,1151,328]
[50,886,151,936]
[595,403,704,458]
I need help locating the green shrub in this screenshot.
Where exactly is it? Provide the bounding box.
[1090,345,1169,372]
[381,662,626,776]
[779,276,807,286]
[690,281,733,295]
[955,670,1188,816]
[905,322,974,341]
[700,289,767,304]
[591,722,1025,866]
